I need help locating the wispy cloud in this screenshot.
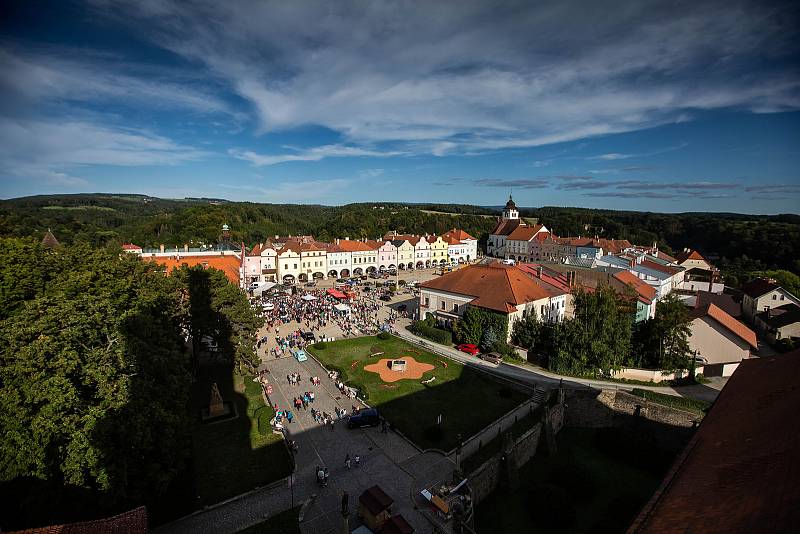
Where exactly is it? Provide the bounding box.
[472,178,550,189]
[95,0,799,155]
[744,184,800,194]
[359,168,385,178]
[228,145,405,166]
[218,178,354,203]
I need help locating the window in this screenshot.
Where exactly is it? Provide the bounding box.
[441,301,446,310]
[452,303,458,312]
[781,295,786,301]
[773,294,777,300]
[284,263,288,269]
[425,297,430,307]
[293,264,297,269]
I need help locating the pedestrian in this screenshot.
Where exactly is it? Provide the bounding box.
[329,419,335,431]
[310,391,315,403]
[354,454,360,467]
[286,410,294,423]
[345,454,351,469]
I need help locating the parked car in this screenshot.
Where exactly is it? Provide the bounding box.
[300,331,316,342]
[481,352,503,364]
[347,408,380,429]
[379,294,392,302]
[457,343,480,356]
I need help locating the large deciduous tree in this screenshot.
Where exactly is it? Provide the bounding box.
[632,293,692,371]
[548,287,632,376]
[0,241,191,528]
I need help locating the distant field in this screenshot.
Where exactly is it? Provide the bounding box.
[421,209,496,218]
[41,205,118,212]
[307,335,527,450]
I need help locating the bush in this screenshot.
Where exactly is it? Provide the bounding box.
[254,406,274,435]
[411,321,453,345]
[377,332,391,340]
[312,341,327,350]
[423,424,444,443]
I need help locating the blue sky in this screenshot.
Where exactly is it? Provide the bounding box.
[1,0,798,213]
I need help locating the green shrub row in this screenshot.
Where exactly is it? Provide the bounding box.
[254,405,274,435]
[411,321,453,345]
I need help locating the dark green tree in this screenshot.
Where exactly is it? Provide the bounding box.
[632,293,692,371]
[548,287,632,376]
[0,241,191,528]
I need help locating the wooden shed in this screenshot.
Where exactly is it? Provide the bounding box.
[358,485,393,531]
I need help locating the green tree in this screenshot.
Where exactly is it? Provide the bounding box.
[632,293,692,371]
[548,287,632,376]
[511,313,542,350]
[0,241,191,527]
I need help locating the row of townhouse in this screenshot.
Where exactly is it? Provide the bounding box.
[242,229,478,287]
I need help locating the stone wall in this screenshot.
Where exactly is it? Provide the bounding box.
[459,395,541,459]
[563,388,698,451]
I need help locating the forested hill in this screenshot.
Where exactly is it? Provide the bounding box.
[1,194,798,277]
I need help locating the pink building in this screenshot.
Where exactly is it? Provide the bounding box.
[377,240,398,271]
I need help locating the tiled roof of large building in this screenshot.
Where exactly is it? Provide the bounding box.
[742,277,781,298]
[420,263,553,313]
[690,303,757,348]
[490,217,523,236]
[335,239,374,252]
[506,225,545,241]
[613,270,657,304]
[12,506,148,533]
[121,243,142,251]
[517,263,573,294]
[640,259,682,276]
[442,228,476,241]
[629,353,800,533]
[146,254,241,284]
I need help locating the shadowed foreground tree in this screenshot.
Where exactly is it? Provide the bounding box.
[0,241,191,529]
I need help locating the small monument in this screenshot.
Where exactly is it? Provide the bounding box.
[209,382,225,417]
[201,382,236,422]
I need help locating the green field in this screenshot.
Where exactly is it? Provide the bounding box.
[41,205,118,212]
[307,335,528,450]
[475,427,665,533]
[191,366,293,507]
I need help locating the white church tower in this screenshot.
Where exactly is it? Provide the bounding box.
[502,194,519,220]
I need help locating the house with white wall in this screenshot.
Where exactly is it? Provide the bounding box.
[741,277,800,324]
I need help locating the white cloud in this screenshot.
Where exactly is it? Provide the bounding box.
[217,178,353,203]
[228,145,404,166]
[359,168,384,178]
[93,0,799,155]
[0,118,208,186]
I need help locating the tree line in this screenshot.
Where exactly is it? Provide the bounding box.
[0,237,260,529]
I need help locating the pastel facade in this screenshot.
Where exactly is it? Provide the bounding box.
[428,236,449,267]
[377,241,397,271]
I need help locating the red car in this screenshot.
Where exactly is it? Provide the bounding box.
[457,343,480,355]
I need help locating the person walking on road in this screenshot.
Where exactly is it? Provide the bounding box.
[354,454,360,467]
[345,454,351,469]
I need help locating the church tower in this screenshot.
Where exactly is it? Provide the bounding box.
[502,194,519,220]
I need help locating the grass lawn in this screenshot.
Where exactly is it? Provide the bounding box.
[475,427,665,533]
[191,364,293,507]
[236,507,301,534]
[307,335,528,450]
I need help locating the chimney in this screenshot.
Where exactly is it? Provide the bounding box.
[160,244,165,253]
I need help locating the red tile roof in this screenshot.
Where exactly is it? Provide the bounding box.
[517,263,572,294]
[334,239,373,252]
[490,218,523,236]
[419,263,553,313]
[629,353,800,533]
[654,250,678,263]
[613,270,657,304]
[13,506,148,533]
[121,243,142,251]
[676,249,707,263]
[506,224,544,241]
[249,243,262,256]
[442,228,476,241]
[146,254,241,284]
[690,303,757,348]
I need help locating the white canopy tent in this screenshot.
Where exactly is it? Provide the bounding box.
[252,282,276,296]
[334,303,351,315]
[301,293,318,301]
